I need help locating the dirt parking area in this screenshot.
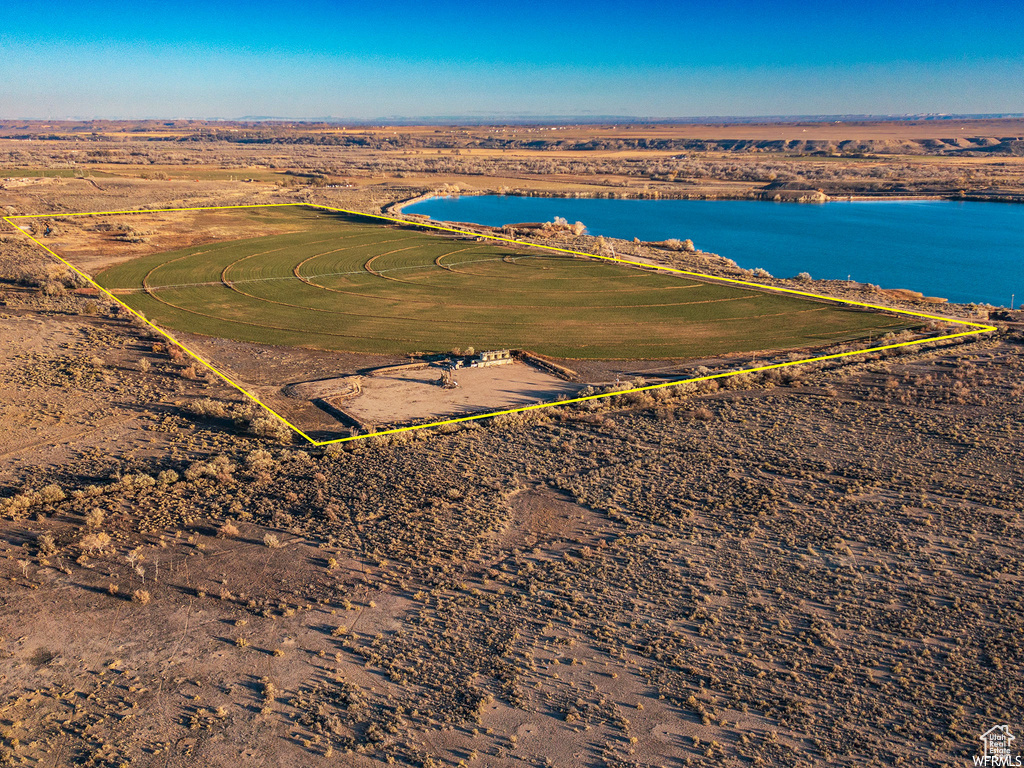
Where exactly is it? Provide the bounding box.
[340,361,579,425]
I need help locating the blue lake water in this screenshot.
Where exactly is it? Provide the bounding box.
[405,196,1024,306]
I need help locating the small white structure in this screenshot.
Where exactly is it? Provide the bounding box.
[470,349,513,368]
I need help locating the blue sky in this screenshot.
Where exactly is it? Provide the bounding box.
[1,0,1022,119]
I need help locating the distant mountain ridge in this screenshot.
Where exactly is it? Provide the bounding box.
[233,113,1024,126]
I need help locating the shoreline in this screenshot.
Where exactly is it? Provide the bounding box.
[387,189,1024,216]
[385,193,1018,311]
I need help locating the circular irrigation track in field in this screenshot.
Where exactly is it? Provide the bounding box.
[96,209,914,358]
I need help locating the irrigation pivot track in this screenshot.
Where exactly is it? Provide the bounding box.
[3,203,997,445]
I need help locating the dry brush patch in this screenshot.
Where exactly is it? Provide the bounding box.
[0,335,1021,766]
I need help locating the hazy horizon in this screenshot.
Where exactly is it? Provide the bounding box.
[5,113,1024,125]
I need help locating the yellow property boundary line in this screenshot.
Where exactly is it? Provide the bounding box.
[2,203,997,446]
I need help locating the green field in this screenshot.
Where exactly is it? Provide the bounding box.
[1,168,121,178]
[94,206,914,359]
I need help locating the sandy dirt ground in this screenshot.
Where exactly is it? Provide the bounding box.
[340,362,579,425]
[2,154,1022,768]
[2,333,1022,767]
[0,304,214,485]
